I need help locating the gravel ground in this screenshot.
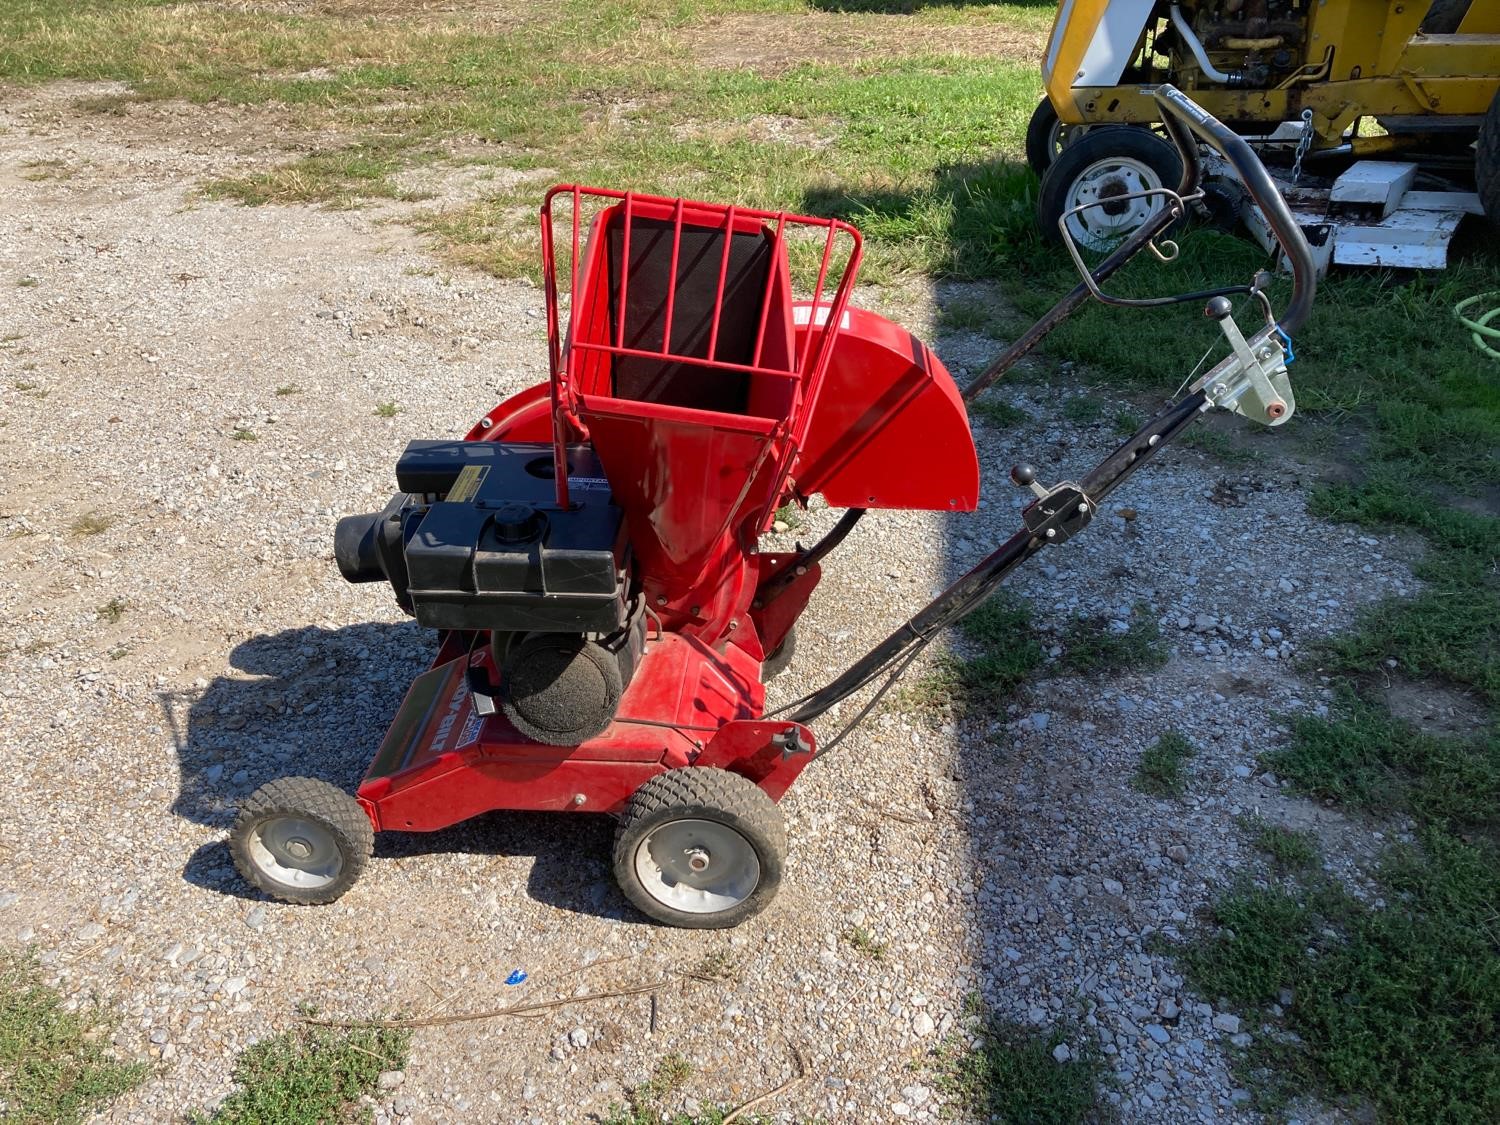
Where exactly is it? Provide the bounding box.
[0,84,1416,1123]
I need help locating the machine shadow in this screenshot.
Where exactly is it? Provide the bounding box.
[167,621,627,918]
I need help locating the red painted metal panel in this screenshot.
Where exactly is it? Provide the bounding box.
[792,304,980,511]
[359,633,774,831]
[694,720,818,802]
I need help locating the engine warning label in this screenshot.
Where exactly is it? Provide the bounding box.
[447,464,489,503]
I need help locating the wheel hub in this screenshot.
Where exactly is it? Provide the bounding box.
[633,818,760,915]
[1064,155,1168,249]
[247,815,344,891]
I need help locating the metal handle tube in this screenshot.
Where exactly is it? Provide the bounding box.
[1151,84,1316,333]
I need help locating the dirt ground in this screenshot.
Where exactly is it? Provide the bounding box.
[0,82,1407,1123]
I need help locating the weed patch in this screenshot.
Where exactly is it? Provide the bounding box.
[1055,606,1166,676]
[0,950,148,1125]
[1239,815,1319,871]
[969,396,1028,428]
[843,925,886,959]
[71,511,112,536]
[933,1017,1103,1125]
[1133,730,1196,799]
[195,1022,410,1124]
[1170,831,1499,1121]
[373,401,400,418]
[1265,693,1499,833]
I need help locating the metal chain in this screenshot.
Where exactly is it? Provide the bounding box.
[1290,108,1315,185]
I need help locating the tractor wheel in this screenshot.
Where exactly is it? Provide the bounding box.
[1025,99,1088,176]
[613,768,785,929]
[1038,126,1184,248]
[230,777,373,905]
[761,625,797,681]
[1479,91,1500,224]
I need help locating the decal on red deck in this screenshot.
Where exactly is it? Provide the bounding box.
[427,674,474,755]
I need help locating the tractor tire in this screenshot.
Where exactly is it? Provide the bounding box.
[230,776,373,905]
[1038,126,1184,248]
[613,767,785,929]
[1479,90,1500,223]
[761,625,797,681]
[1025,99,1092,176]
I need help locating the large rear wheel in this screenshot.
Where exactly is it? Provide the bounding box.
[613,768,785,929]
[1038,126,1184,248]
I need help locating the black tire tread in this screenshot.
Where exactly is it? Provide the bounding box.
[1025,98,1061,176]
[1478,91,1500,223]
[230,776,373,905]
[613,768,785,929]
[761,625,797,681]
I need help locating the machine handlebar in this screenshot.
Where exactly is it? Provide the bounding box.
[1150,84,1317,334]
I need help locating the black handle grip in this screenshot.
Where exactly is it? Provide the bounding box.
[1149,84,1316,334]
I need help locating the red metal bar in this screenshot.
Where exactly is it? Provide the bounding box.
[570,340,801,381]
[796,224,839,377]
[569,186,581,347]
[750,213,787,370]
[615,192,633,351]
[707,205,736,362]
[539,190,571,510]
[661,198,683,356]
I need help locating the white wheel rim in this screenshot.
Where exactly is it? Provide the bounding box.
[633,818,760,915]
[1063,154,1167,250]
[247,816,344,891]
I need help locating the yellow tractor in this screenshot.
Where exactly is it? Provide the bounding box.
[1029,1,1500,264]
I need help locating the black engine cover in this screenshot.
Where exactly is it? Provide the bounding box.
[386,440,627,634]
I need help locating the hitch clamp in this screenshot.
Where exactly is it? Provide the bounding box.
[1200,296,1295,426]
[1011,464,1094,544]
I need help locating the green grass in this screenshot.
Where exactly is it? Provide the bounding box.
[1265,692,1499,833]
[194,1023,411,1125]
[1055,605,1166,675]
[933,1017,1104,1125]
[229,427,257,441]
[1059,394,1102,425]
[1240,815,1320,872]
[969,395,1028,427]
[1133,730,1196,799]
[373,401,399,418]
[274,383,302,396]
[909,591,1045,711]
[0,950,148,1125]
[1171,830,1499,1122]
[843,925,887,959]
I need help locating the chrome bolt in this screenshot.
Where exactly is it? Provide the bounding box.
[572,794,586,807]
[286,838,312,860]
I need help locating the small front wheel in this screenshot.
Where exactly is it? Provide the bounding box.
[1038,126,1184,248]
[613,768,785,929]
[230,777,373,905]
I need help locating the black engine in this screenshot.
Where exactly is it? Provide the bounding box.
[335,440,644,745]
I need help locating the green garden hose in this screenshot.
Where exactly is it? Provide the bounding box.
[1455,291,1500,360]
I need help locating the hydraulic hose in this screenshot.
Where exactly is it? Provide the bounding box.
[1170,5,1242,86]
